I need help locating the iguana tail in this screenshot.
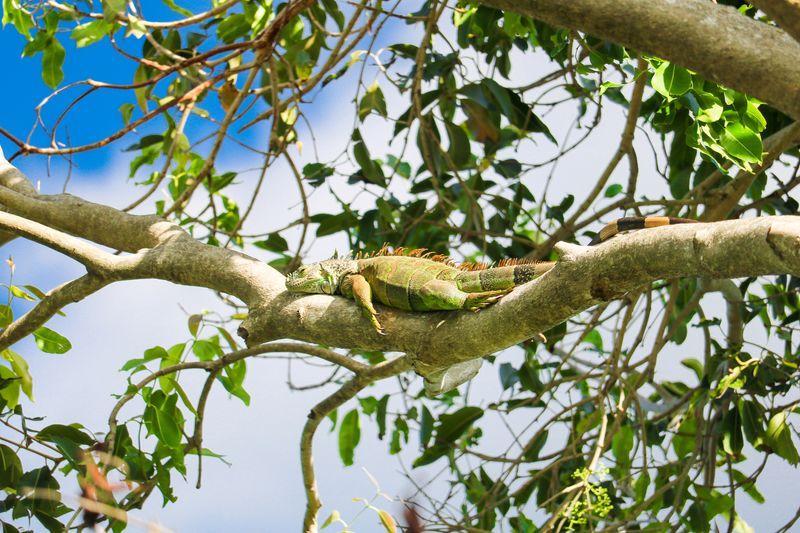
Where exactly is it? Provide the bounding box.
[591,216,696,245]
[455,261,555,292]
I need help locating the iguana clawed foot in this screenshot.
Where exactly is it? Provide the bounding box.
[465,289,512,312]
[368,312,386,335]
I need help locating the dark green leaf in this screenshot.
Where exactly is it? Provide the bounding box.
[0,445,22,487]
[338,409,360,466]
[37,424,94,446]
[41,38,65,89]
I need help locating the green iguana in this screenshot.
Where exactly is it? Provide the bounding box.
[285,216,696,334]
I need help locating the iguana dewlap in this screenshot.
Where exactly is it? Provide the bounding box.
[284,250,553,334]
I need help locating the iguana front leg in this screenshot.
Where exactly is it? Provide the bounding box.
[342,274,385,335]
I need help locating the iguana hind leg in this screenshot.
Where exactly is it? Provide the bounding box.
[416,279,469,311]
[416,280,510,312]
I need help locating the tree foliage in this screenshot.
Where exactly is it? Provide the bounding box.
[0,0,798,531]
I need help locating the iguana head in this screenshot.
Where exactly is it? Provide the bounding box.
[285,257,358,294]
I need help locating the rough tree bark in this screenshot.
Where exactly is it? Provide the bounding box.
[476,0,800,121]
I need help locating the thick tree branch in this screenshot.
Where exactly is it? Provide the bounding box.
[243,216,800,381]
[0,211,123,272]
[0,155,282,306]
[476,0,800,120]
[3,159,800,392]
[752,0,800,45]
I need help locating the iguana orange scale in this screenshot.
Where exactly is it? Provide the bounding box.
[285,216,696,334]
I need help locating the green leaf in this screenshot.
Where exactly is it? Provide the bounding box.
[376,395,388,440]
[253,233,289,253]
[414,407,483,467]
[162,0,193,17]
[41,37,65,89]
[765,411,799,464]
[0,444,22,487]
[217,360,249,405]
[437,406,483,443]
[217,13,250,43]
[119,103,135,126]
[187,314,202,337]
[144,393,183,448]
[16,467,59,513]
[37,424,94,466]
[103,0,126,19]
[33,327,71,354]
[37,424,95,446]
[444,121,470,168]
[23,285,46,300]
[358,82,387,121]
[0,305,12,328]
[732,469,764,503]
[0,367,20,409]
[742,100,766,132]
[583,329,603,351]
[498,362,518,390]
[612,425,634,468]
[2,0,34,38]
[739,400,763,445]
[721,407,743,455]
[7,285,35,301]
[419,406,434,449]
[651,62,691,97]
[672,414,696,459]
[338,409,360,466]
[302,163,335,188]
[634,471,649,503]
[71,20,114,48]
[192,339,222,361]
[604,183,623,197]
[720,122,763,165]
[2,349,32,400]
[681,358,704,381]
[158,344,181,393]
[695,92,723,123]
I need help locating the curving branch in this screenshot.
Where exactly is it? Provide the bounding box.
[243,216,800,386]
[475,0,800,120]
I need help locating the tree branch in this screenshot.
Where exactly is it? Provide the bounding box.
[243,216,800,383]
[300,356,411,533]
[751,0,800,45]
[475,0,800,120]
[0,275,108,352]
